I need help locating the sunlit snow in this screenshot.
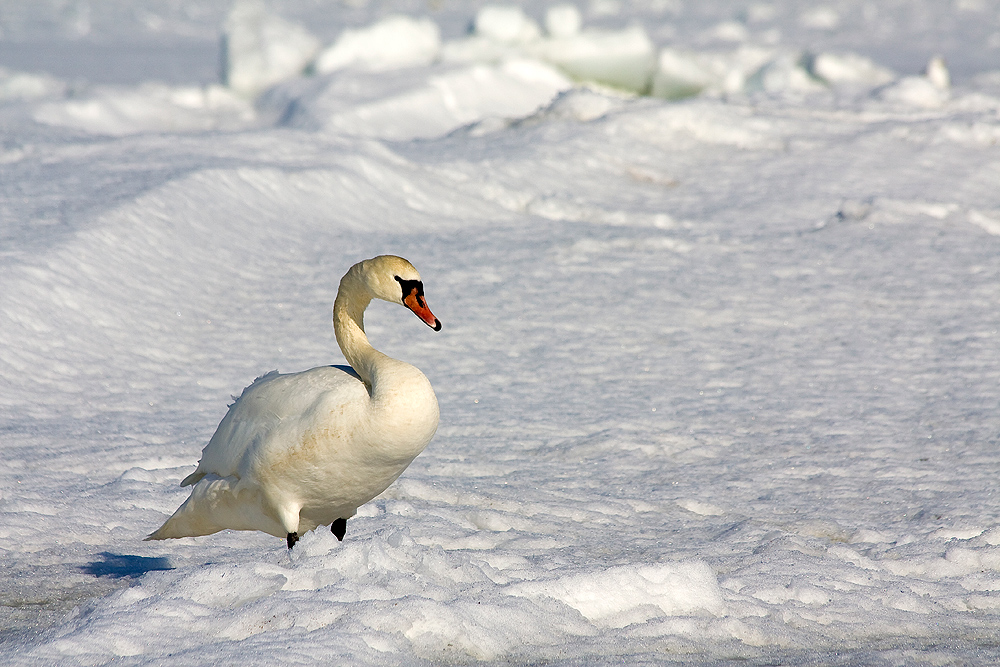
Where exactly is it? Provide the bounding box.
[2,1,1000,665]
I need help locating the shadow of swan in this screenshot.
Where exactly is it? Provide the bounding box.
[80,552,173,579]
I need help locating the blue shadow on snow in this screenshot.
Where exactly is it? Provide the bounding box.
[81,552,173,579]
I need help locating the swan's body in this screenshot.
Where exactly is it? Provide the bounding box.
[147,255,441,548]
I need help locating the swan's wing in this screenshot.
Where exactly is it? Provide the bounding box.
[181,366,366,486]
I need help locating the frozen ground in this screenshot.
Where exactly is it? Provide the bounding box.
[2,1,1000,665]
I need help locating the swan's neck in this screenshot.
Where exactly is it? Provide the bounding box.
[333,280,385,389]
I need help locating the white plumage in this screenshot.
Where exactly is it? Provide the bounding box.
[147,255,441,548]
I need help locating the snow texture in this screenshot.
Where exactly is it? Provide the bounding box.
[2,1,1000,665]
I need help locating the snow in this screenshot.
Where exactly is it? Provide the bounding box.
[545,4,584,39]
[474,5,543,44]
[530,25,656,93]
[33,83,254,135]
[222,0,320,96]
[314,15,442,74]
[274,58,572,140]
[0,67,65,101]
[810,51,895,89]
[2,1,1000,665]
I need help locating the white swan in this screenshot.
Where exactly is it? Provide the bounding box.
[147,255,441,549]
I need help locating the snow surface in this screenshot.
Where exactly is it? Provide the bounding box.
[2,1,1000,665]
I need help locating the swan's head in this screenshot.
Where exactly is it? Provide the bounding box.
[351,255,442,331]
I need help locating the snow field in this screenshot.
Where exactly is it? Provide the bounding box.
[2,1,1000,665]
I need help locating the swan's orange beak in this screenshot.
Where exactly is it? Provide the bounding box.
[404,288,441,331]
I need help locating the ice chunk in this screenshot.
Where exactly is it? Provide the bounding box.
[530,25,656,94]
[651,46,772,99]
[315,59,571,140]
[545,4,583,38]
[747,4,777,23]
[474,5,542,44]
[0,67,65,101]
[440,35,523,65]
[223,0,320,97]
[589,0,622,17]
[708,20,750,42]
[450,8,654,93]
[314,15,441,73]
[811,52,895,88]
[652,48,732,99]
[926,55,951,90]
[652,49,720,99]
[800,6,840,30]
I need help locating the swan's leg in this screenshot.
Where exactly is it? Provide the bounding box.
[331,518,347,541]
[272,498,302,549]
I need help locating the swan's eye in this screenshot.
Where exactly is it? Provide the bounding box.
[394,275,425,306]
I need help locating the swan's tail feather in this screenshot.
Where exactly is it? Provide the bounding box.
[179,469,205,487]
[145,474,285,540]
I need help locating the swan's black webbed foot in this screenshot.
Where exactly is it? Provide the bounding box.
[332,518,347,541]
[286,532,299,549]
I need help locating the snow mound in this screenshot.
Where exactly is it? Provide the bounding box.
[882,78,950,108]
[33,84,255,135]
[969,210,1000,236]
[17,526,727,664]
[509,561,726,628]
[531,87,630,123]
[880,56,952,108]
[621,100,785,150]
[745,52,826,95]
[0,67,65,101]
[0,153,500,415]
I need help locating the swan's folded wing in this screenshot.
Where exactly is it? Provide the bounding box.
[182,366,367,485]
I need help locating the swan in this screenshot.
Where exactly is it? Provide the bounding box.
[147,255,441,549]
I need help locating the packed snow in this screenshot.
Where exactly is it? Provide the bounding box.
[2,1,1000,665]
